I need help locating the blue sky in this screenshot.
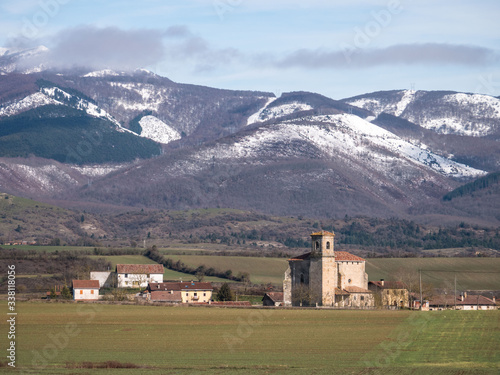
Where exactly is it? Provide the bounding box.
[1,0,499,98]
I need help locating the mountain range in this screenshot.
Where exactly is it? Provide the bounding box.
[0,46,499,225]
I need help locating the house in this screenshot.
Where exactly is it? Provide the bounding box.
[368,280,410,309]
[263,292,284,306]
[428,293,497,310]
[147,281,213,303]
[150,290,183,303]
[283,231,373,308]
[116,264,164,288]
[72,280,100,301]
[90,271,115,288]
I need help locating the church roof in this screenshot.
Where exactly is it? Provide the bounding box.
[288,251,365,262]
[310,230,335,236]
[344,286,371,293]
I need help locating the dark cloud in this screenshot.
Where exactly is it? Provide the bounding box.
[277,43,499,69]
[18,26,166,71]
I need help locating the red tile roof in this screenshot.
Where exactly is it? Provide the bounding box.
[264,292,284,302]
[335,251,365,262]
[72,280,100,289]
[288,251,365,262]
[430,294,496,306]
[344,286,371,293]
[335,288,350,296]
[369,281,406,289]
[310,230,335,236]
[151,290,182,302]
[116,264,164,274]
[148,282,213,291]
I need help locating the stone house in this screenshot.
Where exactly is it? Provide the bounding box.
[368,280,409,308]
[116,264,164,288]
[283,231,373,308]
[262,292,284,306]
[147,281,213,303]
[72,280,100,301]
[428,293,497,310]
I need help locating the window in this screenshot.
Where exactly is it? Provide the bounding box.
[194,293,197,296]
[124,274,128,278]
[315,241,320,250]
[203,293,206,296]
[186,293,189,296]
[361,296,364,301]
[326,242,330,249]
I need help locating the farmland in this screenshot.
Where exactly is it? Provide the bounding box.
[2,302,498,374]
[89,254,230,283]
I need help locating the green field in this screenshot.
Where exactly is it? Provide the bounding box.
[163,254,289,285]
[89,255,231,283]
[2,302,498,374]
[149,255,500,289]
[366,258,500,290]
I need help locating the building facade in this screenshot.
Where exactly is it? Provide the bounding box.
[283,231,372,307]
[116,264,164,288]
[147,282,213,303]
[73,280,100,300]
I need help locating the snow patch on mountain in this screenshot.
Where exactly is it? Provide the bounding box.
[247,101,313,123]
[247,97,278,125]
[83,69,120,78]
[41,86,135,134]
[138,115,181,144]
[108,82,169,112]
[410,93,500,136]
[72,164,126,177]
[194,113,484,180]
[394,90,415,116]
[0,92,62,117]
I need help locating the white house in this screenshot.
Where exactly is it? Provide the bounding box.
[116,264,164,288]
[73,280,100,300]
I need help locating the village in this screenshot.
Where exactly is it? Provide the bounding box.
[62,231,497,311]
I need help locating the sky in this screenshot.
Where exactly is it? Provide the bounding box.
[1,0,499,99]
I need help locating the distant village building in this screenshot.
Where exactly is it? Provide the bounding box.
[428,293,496,310]
[283,231,373,307]
[116,264,164,288]
[73,280,100,301]
[90,271,115,288]
[262,292,284,306]
[147,281,213,303]
[368,280,410,309]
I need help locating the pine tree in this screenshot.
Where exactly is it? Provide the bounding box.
[216,283,234,301]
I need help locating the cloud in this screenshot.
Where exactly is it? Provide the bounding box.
[18,26,166,71]
[277,43,500,69]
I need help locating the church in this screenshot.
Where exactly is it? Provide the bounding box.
[283,230,373,307]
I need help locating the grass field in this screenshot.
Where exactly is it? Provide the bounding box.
[2,302,498,374]
[366,258,500,290]
[89,255,231,283]
[148,255,500,289]
[163,255,289,285]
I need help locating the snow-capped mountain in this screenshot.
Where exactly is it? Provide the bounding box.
[0,56,498,221]
[344,90,500,137]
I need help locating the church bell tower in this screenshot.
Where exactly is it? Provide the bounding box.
[309,231,336,306]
